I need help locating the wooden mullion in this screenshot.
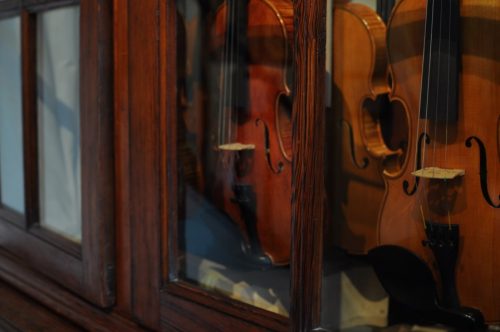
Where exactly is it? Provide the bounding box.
[128,0,162,327]
[290,0,327,331]
[22,0,79,13]
[79,0,115,307]
[163,0,179,283]
[21,9,38,230]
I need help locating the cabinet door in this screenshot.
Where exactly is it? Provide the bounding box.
[0,0,114,307]
[125,0,328,331]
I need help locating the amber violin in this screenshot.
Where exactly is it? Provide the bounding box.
[378,0,500,322]
[330,2,403,255]
[208,0,293,266]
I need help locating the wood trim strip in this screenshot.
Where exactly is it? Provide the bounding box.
[0,219,82,291]
[161,292,278,332]
[21,9,38,230]
[290,0,327,331]
[162,0,179,283]
[162,282,288,331]
[79,0,115,308]
[0,248,141,332]
[113,0,133,315]
[28,225,81,258]
[128,0,162,328]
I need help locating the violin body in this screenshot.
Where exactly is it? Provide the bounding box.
[380,0,500,321]
[209,0,293,265]
[331,3,402,254]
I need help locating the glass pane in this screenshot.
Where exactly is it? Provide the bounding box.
[175,0,293,315]
[0,16,24,214]
[323,1,391,329]
[37,6,81,242]
[322,0,499,331]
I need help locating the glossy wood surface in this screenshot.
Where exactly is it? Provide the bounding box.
[0,280,83,332]
[290,0,327,331]
[379,0,500,322]
[330,3,402,254]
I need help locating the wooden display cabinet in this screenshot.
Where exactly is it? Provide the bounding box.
[0,0,328,331]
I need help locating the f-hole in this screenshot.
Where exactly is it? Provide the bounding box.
[256,118,284,174]
[403,132,430,195]
[465,136,500,208]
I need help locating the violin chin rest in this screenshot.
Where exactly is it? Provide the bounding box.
[368,245,485,330]
[368,245,438,309]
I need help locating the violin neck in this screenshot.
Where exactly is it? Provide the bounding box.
[220,0,250,145]
[419,0,460,124]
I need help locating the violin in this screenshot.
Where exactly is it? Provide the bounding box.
[208,0,293,266]
[330,2,403,254]
[379,0,500,321]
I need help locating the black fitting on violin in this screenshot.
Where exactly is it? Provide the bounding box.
[232,184,272,268]
[369,245,485,330]
[422,221,460,309]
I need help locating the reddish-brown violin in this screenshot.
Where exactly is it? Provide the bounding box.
[209,0,293,265]
[379,0,500,322]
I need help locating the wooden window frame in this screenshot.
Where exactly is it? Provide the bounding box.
[0,0,114,307]
[124,0,327,330]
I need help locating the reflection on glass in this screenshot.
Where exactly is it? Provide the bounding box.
[0,17,24,214]
[176,0,293,315]
[37,6,81,242]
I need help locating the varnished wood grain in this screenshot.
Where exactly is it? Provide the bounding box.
[113,0,133,317]
[290,0,327,331]
[128,0,162,328]
[0,248,141,331]
[163,282,288,332]
[0,280,83,332]
[79,0,116,307]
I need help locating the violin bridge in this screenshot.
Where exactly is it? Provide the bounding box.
[411,167,465,180]
[218,143,256,151]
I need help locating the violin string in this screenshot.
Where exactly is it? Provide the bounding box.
[219,3,231,146]
[444,0,451,165]
[444,0,452,227]
[227,0,236,144]
[233,0,242,143]
[418,0,436,225]
[431,0,444,177]
[217,10,224,146]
